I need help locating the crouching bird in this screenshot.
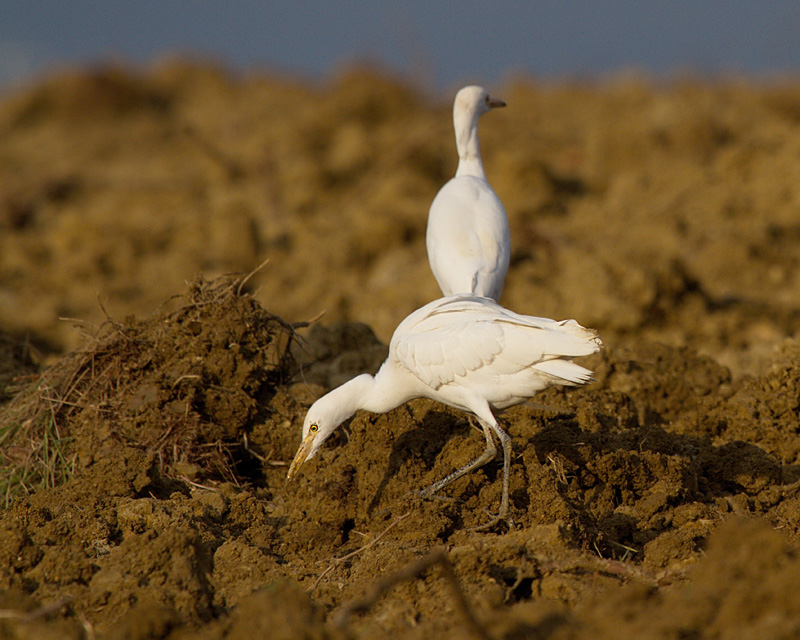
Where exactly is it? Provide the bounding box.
[287,294,602,529]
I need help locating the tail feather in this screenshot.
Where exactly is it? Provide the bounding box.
[533,359,595,385]
[557,319,603,348]
[535,323,603,359]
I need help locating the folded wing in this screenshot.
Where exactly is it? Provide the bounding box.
[391,296,602,391]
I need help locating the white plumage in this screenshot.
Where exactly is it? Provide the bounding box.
[287,294,602,529]
[426,85,510,301]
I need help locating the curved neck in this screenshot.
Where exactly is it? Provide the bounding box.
[454,108,486,180]
[322,365,412,424]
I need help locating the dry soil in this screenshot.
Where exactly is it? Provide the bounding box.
[2,63,800,639]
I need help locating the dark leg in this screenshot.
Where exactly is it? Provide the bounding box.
[470,421,513,531]
[419,419,496,497]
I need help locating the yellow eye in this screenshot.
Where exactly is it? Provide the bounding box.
[309,423,318,433]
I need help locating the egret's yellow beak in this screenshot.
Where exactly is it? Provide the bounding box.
[286,431,316,480]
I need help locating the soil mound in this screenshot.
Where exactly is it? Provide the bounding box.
[0,275,799,638]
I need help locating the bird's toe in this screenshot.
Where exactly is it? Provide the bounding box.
[468,507,513,532]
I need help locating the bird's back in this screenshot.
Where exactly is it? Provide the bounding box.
[391,296,602,404]
[426,176,510,301]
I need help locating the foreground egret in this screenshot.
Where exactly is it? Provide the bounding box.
[287,295,602,529]
[426,86,510,301]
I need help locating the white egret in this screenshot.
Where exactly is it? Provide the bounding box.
[426,86,510,301]
[287,295,602,529]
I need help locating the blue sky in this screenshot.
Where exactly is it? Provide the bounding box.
[2,1,799,93]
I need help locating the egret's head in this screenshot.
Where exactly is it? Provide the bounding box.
[286,409,336,481]
[286,376,369,480]
[455,85,506,120]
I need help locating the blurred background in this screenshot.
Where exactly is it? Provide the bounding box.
[2,1,800,379]
[3,1,800,92]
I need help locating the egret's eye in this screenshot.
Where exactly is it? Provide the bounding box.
[309,423,319,433]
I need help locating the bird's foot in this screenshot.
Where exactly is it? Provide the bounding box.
[468,507,514,532]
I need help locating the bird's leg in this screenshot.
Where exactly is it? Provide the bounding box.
[418,420,496,498]
[495,423,511,521]
[470,421,513,531]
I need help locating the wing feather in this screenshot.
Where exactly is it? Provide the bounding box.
[395,319,504,389]
[390,295,602,392]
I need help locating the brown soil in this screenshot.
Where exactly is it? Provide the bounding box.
[2,62,800,638]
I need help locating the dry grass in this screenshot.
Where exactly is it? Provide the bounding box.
[0,305,135,506]
[0,268,297,507]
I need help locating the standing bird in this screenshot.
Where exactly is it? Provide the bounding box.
[287,295,602,529]
[426,86,510,301]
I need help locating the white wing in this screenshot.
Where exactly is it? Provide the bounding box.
[426,176,510,300]
[391,296,601,391]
